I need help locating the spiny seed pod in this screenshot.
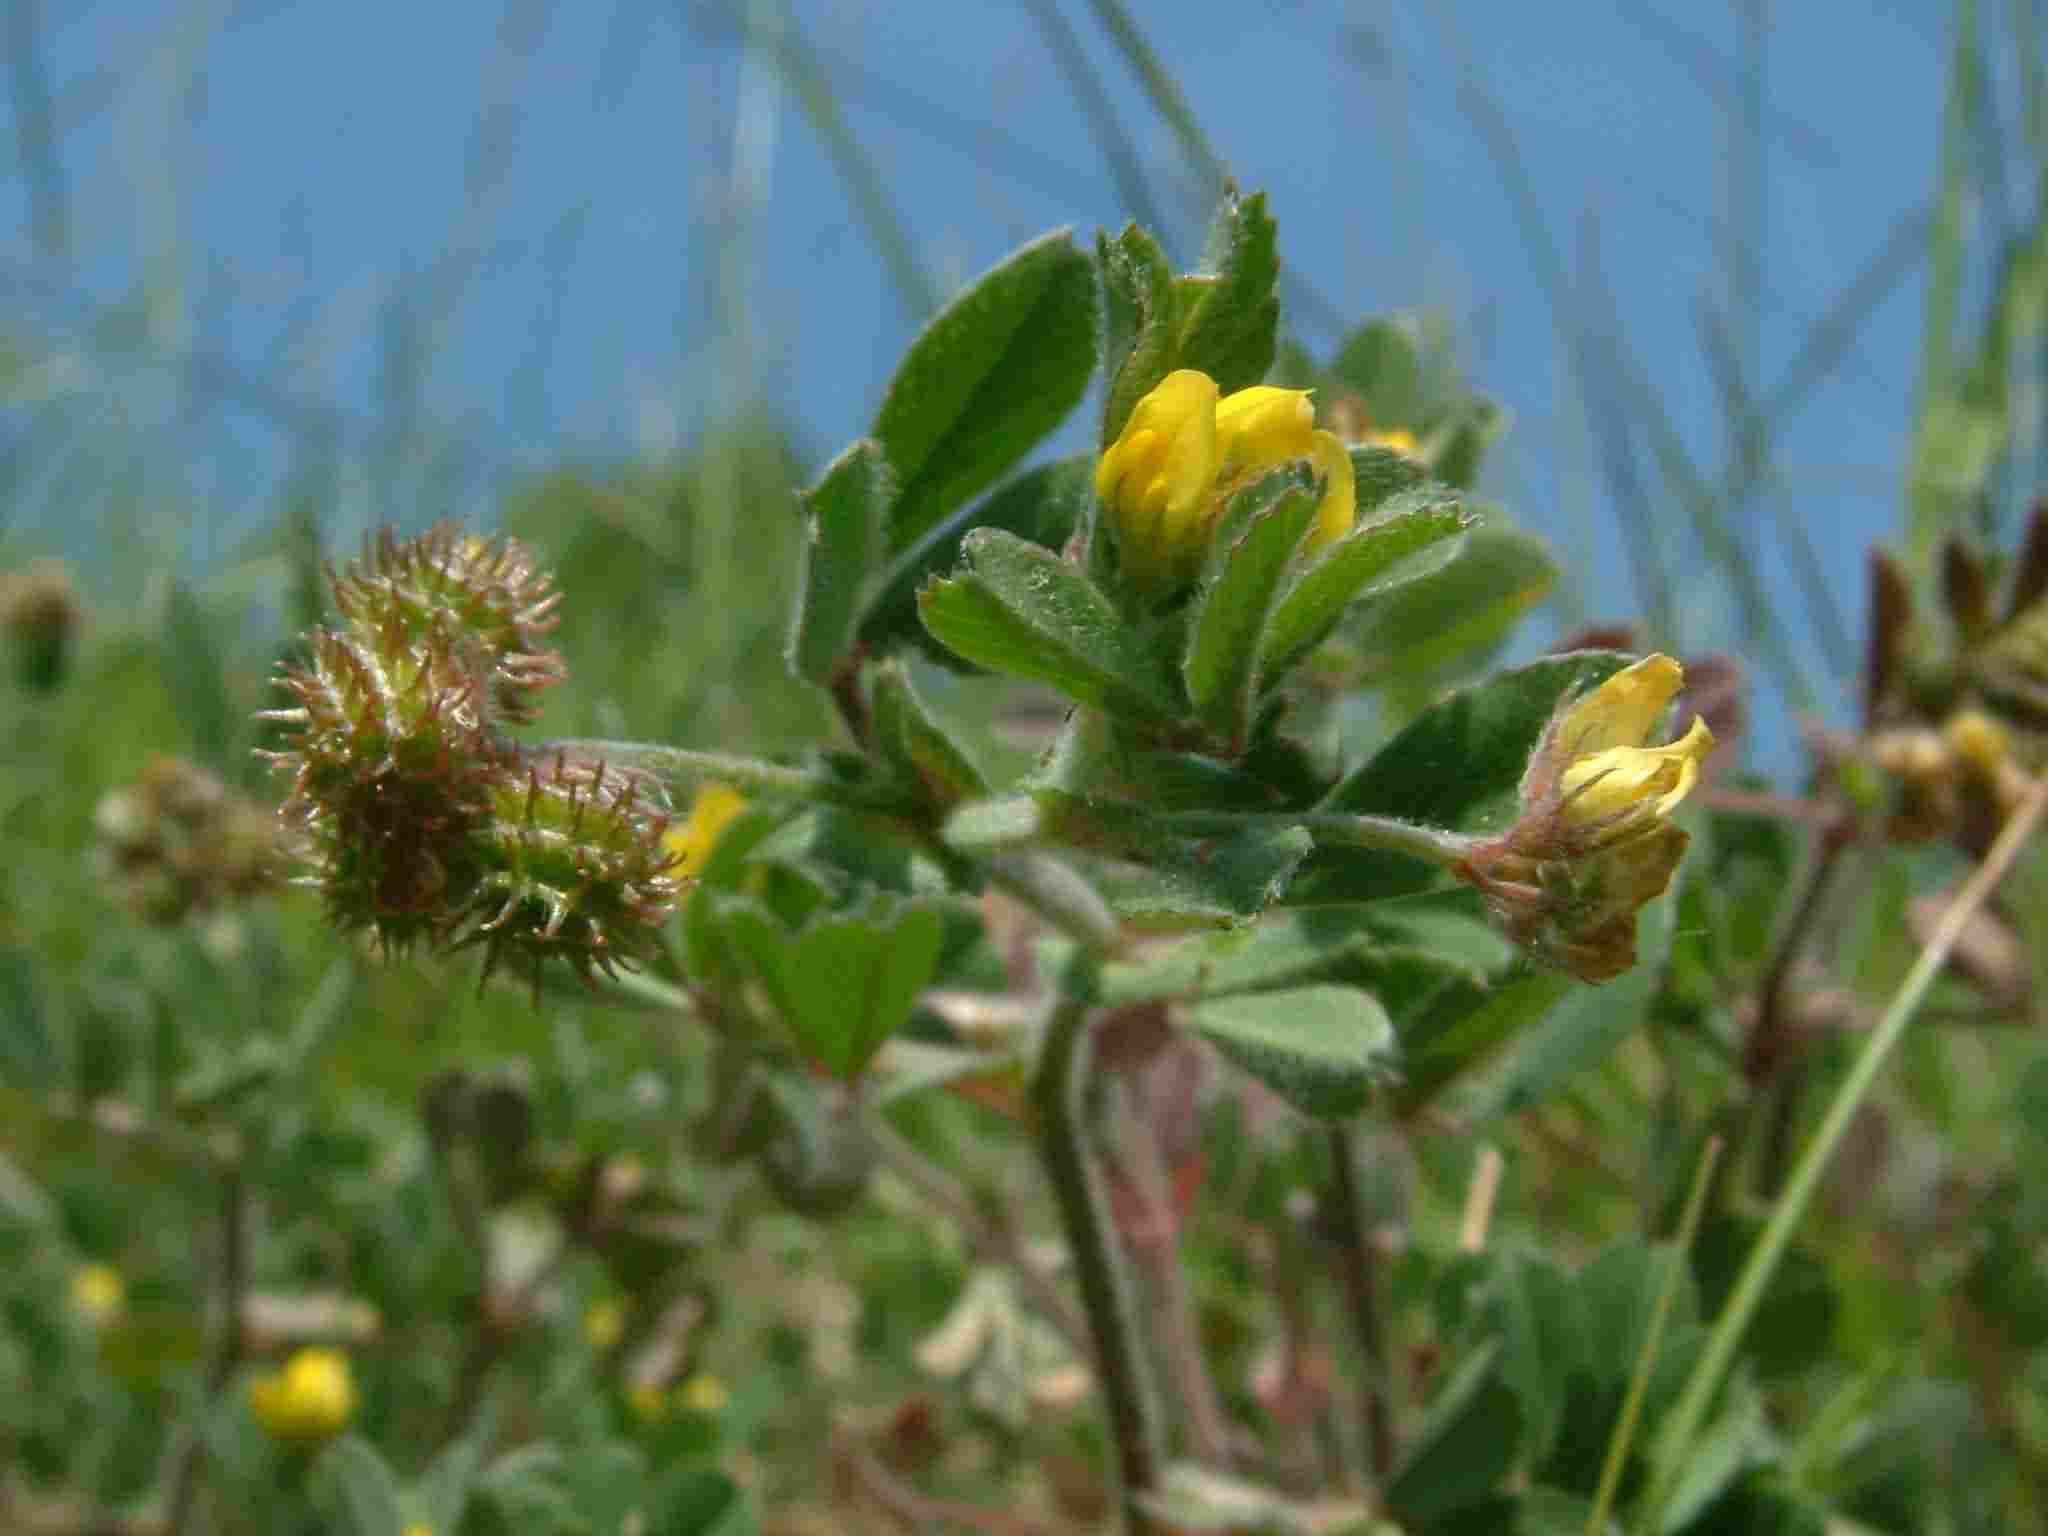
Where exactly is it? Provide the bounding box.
[462,751,679,986]
[328,524,564,725]
[265,526,676,983]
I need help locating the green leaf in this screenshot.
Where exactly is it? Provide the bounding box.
[1189,985,1397,1119]
[788,439,894,686]
[875,230,1097,551]
[162,580,234,769]
[859,454,1093,657]
[1386,1345,1522,1522]
[1098,222,1177,444]
[918,528,1182,723]
[1183,471,1320,745]
[870,659,987,807]
[1393,970,1576,1114]
[1260,493,1471,680]
[0,947,52,1089]
[1349,442,1433,507]
[649,1468,754,1536]
[1173,189,1281,396]
[1289,651,1632,906]
[310,1436,407,1536]
[1348,520,1557,684]
[722,895,946,1079]
[1331,315,1425,427]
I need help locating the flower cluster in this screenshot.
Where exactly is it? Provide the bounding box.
[1094,370,1356,597]
[1461,655,1715,981]
[265,526,678,984]
[0,557,80,691]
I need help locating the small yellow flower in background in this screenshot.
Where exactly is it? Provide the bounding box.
[1944,707,2011,780]
[663,783,748,877]
[1096,369,1356,597]
[1364,426,1421,459]
[583,1298,627,1352]
[248,1347,356,1445]
[680,1372,729,1415]
[626,1380,670,1426]
[69,1263,124,1325]
[402,1525,434,1536]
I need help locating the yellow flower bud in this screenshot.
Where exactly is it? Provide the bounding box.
[663,783,748,877]
[1097,371,1358,596]
[69,1263,124,1325]
[1095,370,1221,594]
[403,1525,434,1536]
[1365,427,1421,458]
[247,1347,356,1445]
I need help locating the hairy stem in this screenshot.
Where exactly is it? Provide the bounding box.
[1033,991,1162,1533]
[164,1153,246,1535]
[1322,1125,1396,1492]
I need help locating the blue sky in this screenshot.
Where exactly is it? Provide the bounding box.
[2,1,1987,757]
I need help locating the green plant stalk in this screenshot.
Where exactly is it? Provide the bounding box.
[1634,777,2048,1532]
[1322,1124,1396,1492]
[1032,988,1164,1534]
[1161,809,1473,869]
[540,740,903,812]
[164,1152,245,1536]
[1587,1135,1721,1536]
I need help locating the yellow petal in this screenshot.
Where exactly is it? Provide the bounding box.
[1560,715,1715,824]
[663,783,748,877]
[1557,654,1685,758]
[1214,385,1314,474]
[1096,370,1222,590]
[1303,430,1356,551]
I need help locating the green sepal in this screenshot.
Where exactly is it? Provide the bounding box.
[869,659,988,808]
[787,438,894,687]
[1183,467,1320,748]
[1260,491,1471,682]
[1172,188,1281,397]
[1330,314,1426,430]
[1098,221,1177,446]
[918,528,1183,725]
[875,230,1098,552]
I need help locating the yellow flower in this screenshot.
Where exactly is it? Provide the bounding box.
[680,1371,729,1415]
[69,1263,124,1325]
[626,1380,670,1425]
[1365,426,1421,458]
[1944,707,2011,779]
[403,1525,434,1536]
[584,1298,627,1352]
[247,1347,356,1445]
[1096,370,1356,596]
[1463,654,1716,982]
[1553,656,1715,827]
[663,783,748,877]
